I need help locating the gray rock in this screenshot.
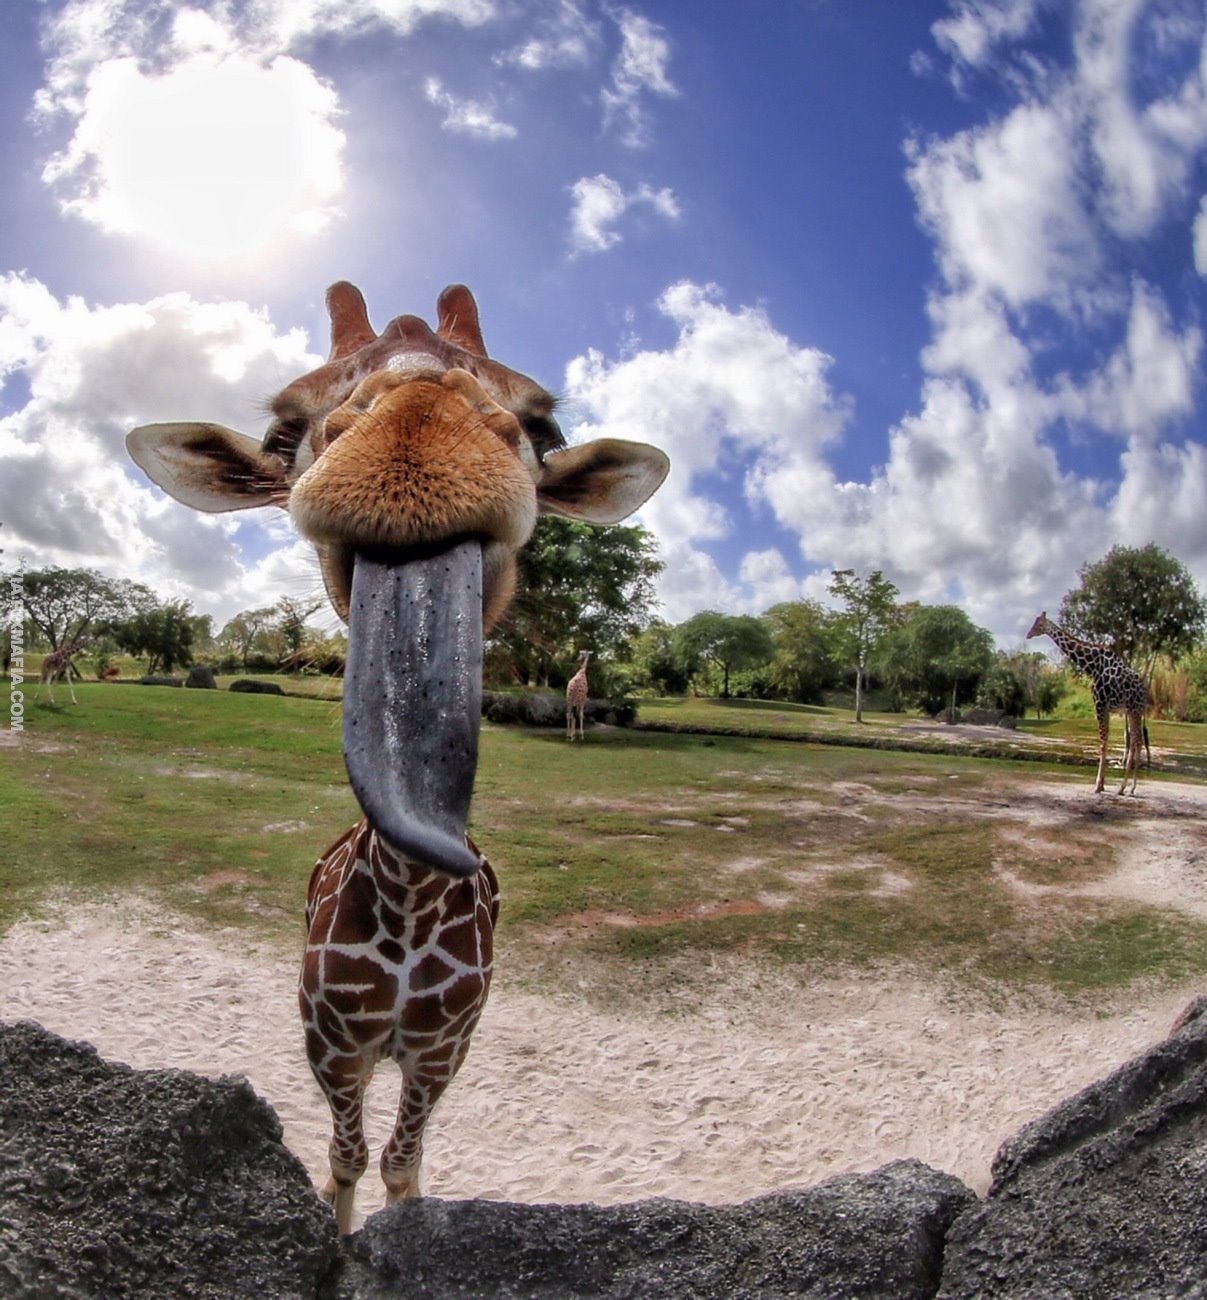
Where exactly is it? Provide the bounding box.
[961,708,1016,729]
[140,674,182,687]
[340,1159,975,1299]
[185,664,217,689]
[939,996,1207,1299]
[0,1020,339,1299]
[230,678,285,695]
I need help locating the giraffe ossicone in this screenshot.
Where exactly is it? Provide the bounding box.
[1026,611,1149,796]
[128,282,668,1230]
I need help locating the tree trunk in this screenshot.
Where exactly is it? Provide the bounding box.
[854,649,865,723]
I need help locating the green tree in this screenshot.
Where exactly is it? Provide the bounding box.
[673,610,774,699]
[976,654,1027,716]
[762,600,842,703]
[109,600,195,673]
[490,517,663,688]
[274,597,324,662]
[2,566,154,650]
[879,604,994,715]
[626,620,692,695]
[219,607,276,669]
[1059,543,1207,681]
[828,568,900,721]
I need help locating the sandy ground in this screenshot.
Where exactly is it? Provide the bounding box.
[2,778,1204,1232]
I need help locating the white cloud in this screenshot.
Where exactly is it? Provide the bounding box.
[0,274,323,625]
[32,0,499,255]
[601,6,678,147]
[423,76,517,140]
[41,51,345,257]
[1055,280,1202,441]
[564,282,850,621]
[567,173,679,255]
[1074,0,1207,239]
[906,101,1099,311]
[496,0,599,70]
[1195,195,1207,273]
[931,0,1044,73]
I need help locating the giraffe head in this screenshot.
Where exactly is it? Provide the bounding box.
[128,283,668,876]
[1025,612,1051,640]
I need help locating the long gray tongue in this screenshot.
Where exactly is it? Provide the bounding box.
[343,540,484,877]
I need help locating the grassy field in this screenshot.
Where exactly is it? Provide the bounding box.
[4,679,1206,1010]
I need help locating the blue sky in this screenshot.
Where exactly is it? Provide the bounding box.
[1,0,1204,645]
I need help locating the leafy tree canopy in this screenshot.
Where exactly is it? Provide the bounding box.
[1059,543,1206,677]
[762,600,842,703]
[109,599,195,674]
[1,566,155,649]
[674,610,774,698]
[878,603,993,715]
[489,517,663,688]
[828,568,900,720]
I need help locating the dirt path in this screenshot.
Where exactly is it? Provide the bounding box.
[1,882,1199,1232]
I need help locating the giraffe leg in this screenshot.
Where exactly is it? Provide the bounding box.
[66,668,78,705]
[380,1066,457,1204]
[1094,707,1108,793]
[1119,710,1141,796]
[313,1062,371,1234]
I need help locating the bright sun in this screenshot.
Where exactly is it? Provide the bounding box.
[52,52,345,259]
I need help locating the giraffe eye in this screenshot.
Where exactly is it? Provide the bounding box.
[520,413,564,459]
[263,416,310,458]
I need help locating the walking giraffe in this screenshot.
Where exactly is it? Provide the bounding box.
[127,282,668,1231]
[40,639,87,705]
[566,649,591,740]
[1026,612,1149,795]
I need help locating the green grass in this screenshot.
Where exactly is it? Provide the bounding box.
[4,680,1206,1009]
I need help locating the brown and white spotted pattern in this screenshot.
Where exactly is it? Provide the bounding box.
[300,819,498,1222]
[40,639,87,705]
[1027,612,1149,795]
[566,649,591,741]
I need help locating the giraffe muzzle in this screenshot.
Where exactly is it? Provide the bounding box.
[342,539,485,877]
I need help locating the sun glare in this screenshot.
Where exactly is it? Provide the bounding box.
[60,53,345,259]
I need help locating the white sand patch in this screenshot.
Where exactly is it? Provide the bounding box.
[0,897,1196,1233]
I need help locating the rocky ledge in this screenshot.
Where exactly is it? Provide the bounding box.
[0,998,1203,1298]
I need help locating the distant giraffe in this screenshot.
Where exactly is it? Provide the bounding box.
[566,649,591,740]
[1026,612,1149,795]
[40,639,87,705]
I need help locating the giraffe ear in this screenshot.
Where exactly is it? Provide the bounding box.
[127,423,289,512]
[536,439,669,525]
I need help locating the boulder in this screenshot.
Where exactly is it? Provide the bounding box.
[0,1021,339,1299]
[185,665,217,690]
[139,674,182,687]
[229,679,284,695]
[960,708,1017,729]
[341,1160,975,1299]
[939,996,1207,1298]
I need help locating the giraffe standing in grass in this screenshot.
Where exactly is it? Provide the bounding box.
[128,282,668,1232]
[40,639,87,705]
[1026,612,1149,795]
[566,650,591,741]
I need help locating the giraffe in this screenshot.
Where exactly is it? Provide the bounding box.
[39,638,87,705]
[127,282,668,1232]
[1026,612,1149,795]
[566,649,591,740]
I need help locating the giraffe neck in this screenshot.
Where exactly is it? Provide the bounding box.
[1043,621,1112,678]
